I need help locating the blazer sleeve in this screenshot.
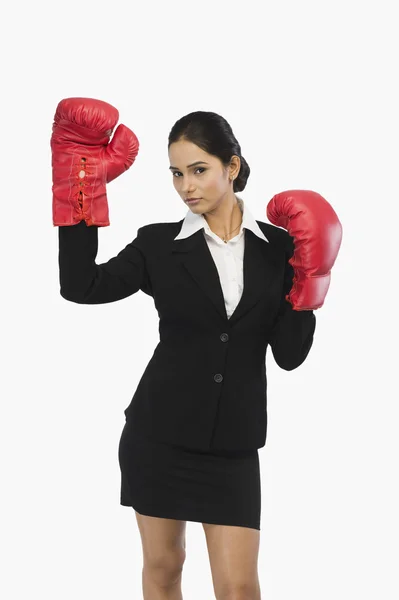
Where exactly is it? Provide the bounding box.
[58,220,152,304]
[268,232,316,371]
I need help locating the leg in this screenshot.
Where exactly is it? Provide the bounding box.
[202,522,261,600]
[135,510,187,600]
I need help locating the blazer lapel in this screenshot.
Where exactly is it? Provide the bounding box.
[172,228,273,325]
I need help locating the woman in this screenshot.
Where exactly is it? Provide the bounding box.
[52,98,322,600]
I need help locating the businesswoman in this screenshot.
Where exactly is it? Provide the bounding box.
[52,98,341,600]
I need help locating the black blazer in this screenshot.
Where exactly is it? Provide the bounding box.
[58,218,316,452]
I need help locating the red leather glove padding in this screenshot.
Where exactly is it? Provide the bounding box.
[51,97,139,226]
[267,190,343,310]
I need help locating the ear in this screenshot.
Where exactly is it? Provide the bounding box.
[229,155,241,179]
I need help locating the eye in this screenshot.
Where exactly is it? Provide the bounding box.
[172,167,206,177]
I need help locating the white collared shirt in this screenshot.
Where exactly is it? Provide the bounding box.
[174,196,269,319]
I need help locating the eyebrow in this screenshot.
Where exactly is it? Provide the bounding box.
[169,161,209,170]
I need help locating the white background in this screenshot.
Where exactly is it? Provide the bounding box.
[1,0,398,598]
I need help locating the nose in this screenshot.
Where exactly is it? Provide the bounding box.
[180,178,197,195]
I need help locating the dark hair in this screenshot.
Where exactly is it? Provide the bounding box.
[168,111,250,193]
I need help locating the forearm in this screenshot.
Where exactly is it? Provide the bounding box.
[268,300,316,370]
[58,221,100,302]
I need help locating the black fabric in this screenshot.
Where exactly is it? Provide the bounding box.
[58,218,316,452]
[118,419,261,530]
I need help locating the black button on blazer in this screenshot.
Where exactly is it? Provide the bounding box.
[58,218,316,452]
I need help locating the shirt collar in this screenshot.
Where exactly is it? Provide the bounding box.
[174,196,269,243]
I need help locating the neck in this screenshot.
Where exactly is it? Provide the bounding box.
[203,193,243,241]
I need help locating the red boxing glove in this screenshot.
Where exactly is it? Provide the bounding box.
[51,97,139,226]
[267,190,343,310]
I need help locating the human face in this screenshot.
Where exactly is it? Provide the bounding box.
[168,139,238,212]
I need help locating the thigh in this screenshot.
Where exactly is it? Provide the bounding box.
[135,511,187,563]
[202,523,260,593]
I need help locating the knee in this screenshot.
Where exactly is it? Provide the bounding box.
[144,548,186,588]
[217,581,259,600]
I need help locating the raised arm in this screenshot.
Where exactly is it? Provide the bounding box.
[51,97,147,303]
[266,189,342,370]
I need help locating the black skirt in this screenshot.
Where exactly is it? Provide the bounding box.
[118,418,261,530]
